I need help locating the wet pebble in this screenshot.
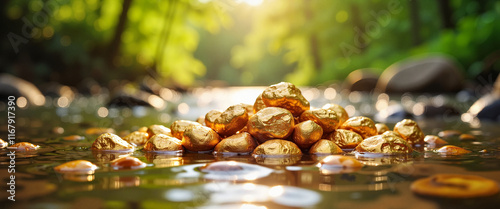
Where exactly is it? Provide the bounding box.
[8,142,40,151]
[110,156,147,170]
[54,160,98,174]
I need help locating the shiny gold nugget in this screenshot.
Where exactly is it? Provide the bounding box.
[170,120,202,139]
[123,131,149,146]
[375,123,389,134]
[214,132,257,154]
[340,116,377,139]
[253,93,267,114]
[261,82,310,116]
[355,131,412,155]
[181,126,220,152]
[394,119,425,146]
[54,160,98,174]
[308,139,343,155]
[424,135,448,145]
[143,134,183,152]
[8,142,40,151]
[328,129,364,149]
[91,133,134,152]
[252,139,302,155]
[205,104,249,136]
[147,125,172,138]
[322,103,349,125]
[299,108,339,133]
[435,145,471,155]
[293,120,323,149]
[247,107,295,143]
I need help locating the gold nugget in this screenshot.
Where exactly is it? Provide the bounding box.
[308,139,343,155]
[147,125,172,138]
[214,132,257,154]
[181,126,220,151]
[170,120,202,139]
[299,108,340,133]
[8,142,40,151]
[138,126,149,133]
[252,139,302,155]
[110,156,147,170]
[340,116,377,139]
[322,103,349,125]
[91,133,134,152]
[459,134,476,141]
[328,129,364,149]
[411,174,499,198]
[261,82,310,116]
[293,120,323,149]
[375,123,389,134]
[424,135,447,145]
[394,119,425,146]
[253,93,267,113]
[205,104,249,136]
[247,107,295,143]
[435,145,471,155]
[355,131,412,155]
[143,134,184,152]
[123,131,149,146]
[54,160,98,174]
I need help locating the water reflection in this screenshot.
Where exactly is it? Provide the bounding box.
[201,183,321,208]
[92,151,132,164]
[254,156,301,166]
[100,176,141,190]
[145,153,184,168]
[200,161,274,181]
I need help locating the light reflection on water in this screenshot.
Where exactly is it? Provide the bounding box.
[1,87,500,208]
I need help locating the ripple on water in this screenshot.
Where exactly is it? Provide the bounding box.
[201,183,321,208]
[200,161,274,181]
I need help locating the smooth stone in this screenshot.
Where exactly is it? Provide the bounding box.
[377,56,464,93]
[0,73,45,106]
[343,69,379,92]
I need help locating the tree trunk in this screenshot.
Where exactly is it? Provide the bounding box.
[437,0,455,29]
[107,0,133,68]
[408,0,421,46]
[155,0,178,74]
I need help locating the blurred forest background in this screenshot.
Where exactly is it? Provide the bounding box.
[1,0,500,88]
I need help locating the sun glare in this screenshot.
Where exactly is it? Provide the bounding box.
[240,0,263,6]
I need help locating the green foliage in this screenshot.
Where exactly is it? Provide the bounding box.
[3,0,499,87]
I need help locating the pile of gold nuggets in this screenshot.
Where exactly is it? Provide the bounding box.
[47,82,500,199]
[92,82,427,156]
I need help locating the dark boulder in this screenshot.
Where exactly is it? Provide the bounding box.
[0,73,45,106]
[469,75,500,121]
[344,69,379,92]
[377,55,464,93]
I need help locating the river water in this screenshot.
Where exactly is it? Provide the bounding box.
[0,87,499,209]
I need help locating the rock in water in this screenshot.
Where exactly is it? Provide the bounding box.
[344,69,379,92]
[377,56,464,93]
[0,73,45,106]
